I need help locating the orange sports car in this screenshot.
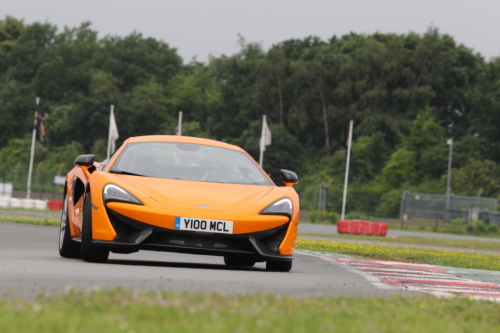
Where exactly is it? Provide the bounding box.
[58,135,299,272]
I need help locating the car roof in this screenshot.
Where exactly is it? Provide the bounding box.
[126,135,244,152]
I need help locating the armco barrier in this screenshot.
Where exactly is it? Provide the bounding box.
[0,198,49,210]
[337,220,388,236]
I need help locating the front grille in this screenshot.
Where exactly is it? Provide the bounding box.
[105,208,289,257]
[146,232,256,252]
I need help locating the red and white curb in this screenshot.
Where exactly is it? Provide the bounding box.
[335,257,500,300]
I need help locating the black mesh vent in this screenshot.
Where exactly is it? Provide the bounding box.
[262,223,288,253]
[106,209,137,240]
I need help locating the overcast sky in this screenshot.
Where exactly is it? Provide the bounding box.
[2,0,499,63]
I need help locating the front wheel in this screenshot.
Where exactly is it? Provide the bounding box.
[81,193,109,263]
[59,196,81,258]
[266,260,292,272]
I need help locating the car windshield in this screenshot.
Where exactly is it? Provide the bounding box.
[109,142,274,186]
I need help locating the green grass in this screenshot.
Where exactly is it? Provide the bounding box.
[297,238,500,271]
[300,233,500,251]
[1,289,500,333]
[0,217,59,226]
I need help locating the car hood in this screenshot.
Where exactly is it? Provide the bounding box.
[117,176,275,211]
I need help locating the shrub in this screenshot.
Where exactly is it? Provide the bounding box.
[308,210,319,223]
[307,210,338,224]
[345,211,367,220]
[449,218,464,226]
[474,220,487,234]
[326,211,339,224]
[488,224,499,234]
[448,218,464,232]
[466,224,475,234]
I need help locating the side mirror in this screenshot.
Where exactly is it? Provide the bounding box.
[74,154,95,167]
[280,169,298,187]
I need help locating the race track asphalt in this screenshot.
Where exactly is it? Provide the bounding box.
[0,222,402,298]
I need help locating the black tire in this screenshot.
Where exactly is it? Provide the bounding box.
[266,260,292,272]
[59,196,81,258]
[81,193,109,263]
[224,256,256,267]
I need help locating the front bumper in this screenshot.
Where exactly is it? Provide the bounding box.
[92,209,293,262]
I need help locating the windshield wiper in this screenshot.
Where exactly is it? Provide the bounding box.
[109,170,146,177]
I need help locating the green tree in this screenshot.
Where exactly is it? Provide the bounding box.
[451,160,500,197]
[256,48,287,125]
[232,120,303,183]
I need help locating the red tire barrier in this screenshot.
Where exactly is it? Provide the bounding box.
[378,223,388,237]
[337,220,350,234]
[47,200,63,210]
[337,220,388,236]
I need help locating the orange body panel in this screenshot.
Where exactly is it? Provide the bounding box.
[64,135,299,256]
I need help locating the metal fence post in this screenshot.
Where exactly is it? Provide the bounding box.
[367,197,371,220]
[40,172,44,199]
[400,190,407,229]
[2,170,6,197]
[434,202,439,231]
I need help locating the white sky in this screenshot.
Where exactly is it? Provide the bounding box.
[2,0,499,63]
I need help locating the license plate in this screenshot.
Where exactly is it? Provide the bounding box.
[174,217,233,234]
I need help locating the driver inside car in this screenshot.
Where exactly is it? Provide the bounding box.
[200,158,221,181]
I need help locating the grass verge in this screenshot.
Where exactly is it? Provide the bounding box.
[300,233,500,251]
[0,217,59,226]
[297,238,500,271]
[1,289,500,333]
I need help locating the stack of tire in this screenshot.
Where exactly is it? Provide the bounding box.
[337,220,388,236]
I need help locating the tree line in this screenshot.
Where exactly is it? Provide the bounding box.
[1,16,500,216]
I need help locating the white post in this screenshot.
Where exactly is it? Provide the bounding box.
[26,97,39,199]
[177,111,183,136]
[341,120,354,220]
[107,105,115,160]
[259,115,266,167]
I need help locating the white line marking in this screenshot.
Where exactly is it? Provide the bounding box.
[298,252,398,291]
[299,252,500,301]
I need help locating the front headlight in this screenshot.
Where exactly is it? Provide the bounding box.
[260,198,293,218]
[103,184,143,205]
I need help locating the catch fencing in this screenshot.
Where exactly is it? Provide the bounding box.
[400,190,499,224]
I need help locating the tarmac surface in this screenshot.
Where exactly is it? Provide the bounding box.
[0,222,403,298]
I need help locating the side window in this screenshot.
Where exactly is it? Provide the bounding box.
[98,159,109,171]
[72,178,85,206]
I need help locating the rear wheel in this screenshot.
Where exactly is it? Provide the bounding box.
[266,260,292,272]
[59,196,81,258]
[224,256,256,267]
[81,193,109,263]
